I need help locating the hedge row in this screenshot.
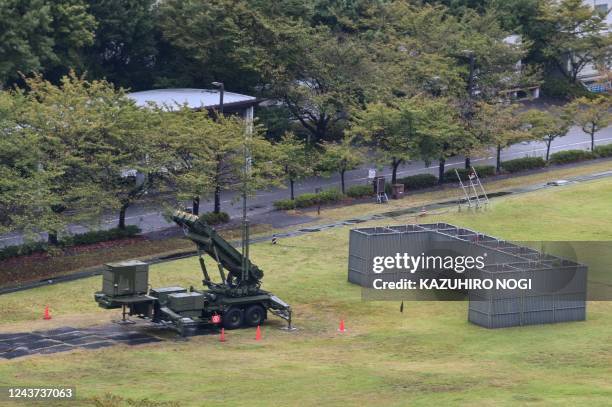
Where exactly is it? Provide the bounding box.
[549,150,593,165]
[501,157,547,173]
[199,211,230,225]
[443,165,496,183]
[397,173,438,190]
[345,184,374,198]
[274,189,344,210]
[594,144,612,158]
[274,148,612,210]
[0,225,142,262]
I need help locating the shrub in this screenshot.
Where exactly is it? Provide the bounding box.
[60,225,141,246]
[443,165,495,183]
[501,157,546,173]
[199,211,230,225]
[397,173,438,190]
[549,150,594,165]
[274,189,344,210]
[541,77,591,100]
[0,241,48,261]
[273,199,296,210]
[594,144,612,158]
[346,184,373,198]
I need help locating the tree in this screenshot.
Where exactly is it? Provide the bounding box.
[0,90,60,236]
[472,101,531,173]
[270,28,380,143]
[350,101,417,184]
[523,107,571,161]
[320,136,365,194]
[539,0,612,83]
[83,0,158,90]
[203,116,282,214]
[276,133,315,200]
[0,0,95,87]
[566,96,612,151]
[154,106,216,216]
[23,72,160,233]
[410,97,467,184]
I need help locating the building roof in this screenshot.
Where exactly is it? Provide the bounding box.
[127,88,257,110]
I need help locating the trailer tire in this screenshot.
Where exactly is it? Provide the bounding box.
[223,307,243,330]
[244,304,265,327]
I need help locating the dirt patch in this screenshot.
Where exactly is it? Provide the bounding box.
[0,236,191,287]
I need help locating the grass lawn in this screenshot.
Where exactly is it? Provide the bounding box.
[0,178,611,406]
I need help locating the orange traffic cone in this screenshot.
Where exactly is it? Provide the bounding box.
[220,328,226,342]
[255,325,262,341]
[43,305,51,320]
[338,319,346,332]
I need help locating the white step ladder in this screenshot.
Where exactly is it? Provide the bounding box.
[456,166,489,210]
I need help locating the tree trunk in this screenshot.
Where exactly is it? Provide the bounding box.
[591,125,596,151]
[438,159,445,185]
[496,145,502,174]
[192,197,200,216]
[465,157,471,169]
[214,158,222,214]
[48,231,59,246]
[118,203,129,230]
[214,185,221,214]
[545,139,552,161]
[391,159,401,185]
[340,170,346,194]
[290,179,295,200]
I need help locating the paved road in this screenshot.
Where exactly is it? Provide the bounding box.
[1,125,611,247]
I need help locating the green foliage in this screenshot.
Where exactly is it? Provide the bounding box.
[397,173,439,190]
[83,0,158,90]
[198,211,230,225]
[274,189,344,210]
[539,0,612,83]
[593,144,612,158]
[276,132,316,199]
[350,101,416,182]
[566,96,612,151]
[501,156,546,173]
[549,150,594,165]
[444,165,495,182]
[345,184,374,198]
[320,137,365,193]
[0,241,48,262]
[0,0,96,86]
[541,77,591,100]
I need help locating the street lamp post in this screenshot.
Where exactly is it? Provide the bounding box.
[211,82,225,215]
[211,81,224,115]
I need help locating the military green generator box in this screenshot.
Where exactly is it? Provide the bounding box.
[167,292,206,312]
[102,260,149,297]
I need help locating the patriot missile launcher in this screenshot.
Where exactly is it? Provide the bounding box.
[94,210,293,336]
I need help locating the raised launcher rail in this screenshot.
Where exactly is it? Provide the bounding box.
[94,211,293,336]
[348,223,587,328]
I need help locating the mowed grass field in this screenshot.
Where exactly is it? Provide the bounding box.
[0,178,611,406]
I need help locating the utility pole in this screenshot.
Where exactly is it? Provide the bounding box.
[212,82,225,214]
[241,106,254,282]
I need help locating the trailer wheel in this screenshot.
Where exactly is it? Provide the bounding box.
[244,304,265,327]
[223,307,243,330]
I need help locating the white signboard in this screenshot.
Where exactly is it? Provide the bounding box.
[368,168,377,179]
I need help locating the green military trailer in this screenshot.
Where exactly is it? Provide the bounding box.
[94,211,293,336]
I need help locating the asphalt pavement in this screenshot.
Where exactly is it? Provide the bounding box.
[1,124,611,248]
